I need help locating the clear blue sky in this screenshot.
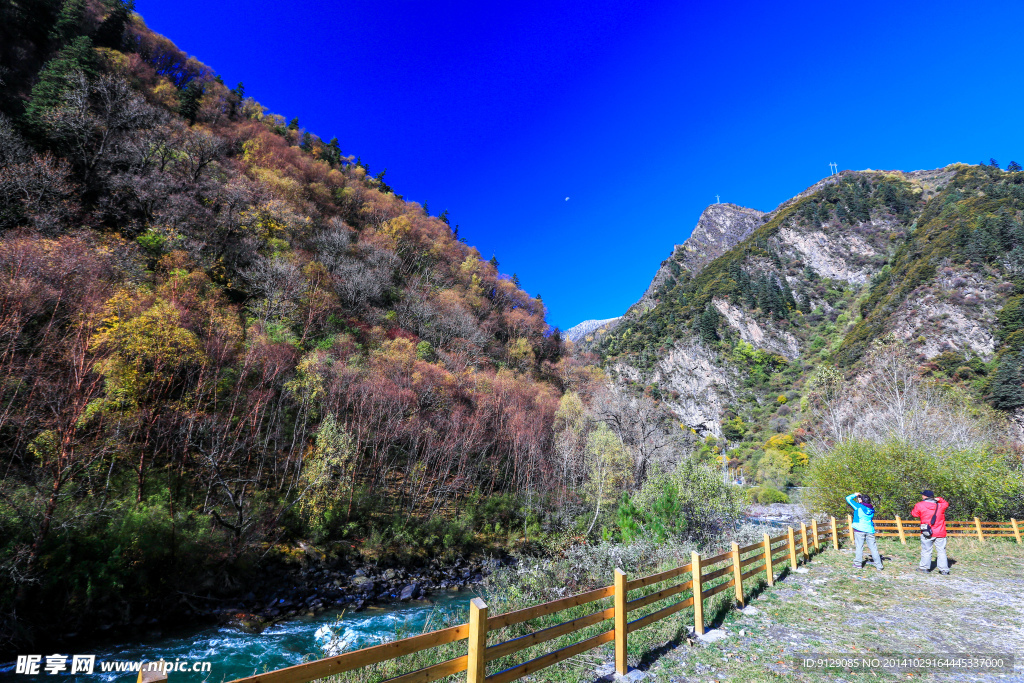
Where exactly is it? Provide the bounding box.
[136,0,1024,331]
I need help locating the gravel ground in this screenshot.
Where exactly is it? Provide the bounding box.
[591,537,1024,683]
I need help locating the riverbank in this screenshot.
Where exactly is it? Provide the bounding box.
[13,543,504,660]
[219,547,503,634]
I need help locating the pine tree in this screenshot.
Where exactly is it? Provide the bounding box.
[48,0,87,46]
[798,290,812,314]
[489,255,499,269]
[23,36,96,136]
[1008,161,1022,172]
[698,305,720,343]
[989,353,1024,410]
[178,80,204,125]
[93,0,134,49]
[966,223,1000,263]
[229,82,245,119]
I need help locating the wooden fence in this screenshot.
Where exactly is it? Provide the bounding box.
[848,516,1023,544]
[228,516,1021,683]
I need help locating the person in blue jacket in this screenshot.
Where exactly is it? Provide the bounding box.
[846,491,883,570]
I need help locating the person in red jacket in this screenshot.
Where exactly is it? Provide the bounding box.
[911,489,949,574]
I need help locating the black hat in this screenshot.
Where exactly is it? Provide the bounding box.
[921,489,934,498]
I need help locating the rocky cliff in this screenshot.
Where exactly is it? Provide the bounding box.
[633,203,765,313]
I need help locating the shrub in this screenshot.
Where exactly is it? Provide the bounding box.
[744,485,790,504]
[619,458,741,545]
[757,486,790,504]
[805,439,1024,520]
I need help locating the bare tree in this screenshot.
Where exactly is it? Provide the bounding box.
[176,127,225,183]
[42,72,160,183]
[809,338,995,453]
[0,115,78,233]
[592,382,679,486]
[241,255,305,326]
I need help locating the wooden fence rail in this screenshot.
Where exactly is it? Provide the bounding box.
[228,517,1020,683]
[849,516,1023,544]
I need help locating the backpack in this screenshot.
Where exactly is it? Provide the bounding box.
[920,500,939,539]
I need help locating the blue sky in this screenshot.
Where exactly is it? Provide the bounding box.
[137,0,1024,330]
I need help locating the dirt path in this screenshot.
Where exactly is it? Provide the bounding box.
[597,537,1024,682]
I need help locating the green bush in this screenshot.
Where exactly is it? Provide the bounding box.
[805,439,1024,520]
[619,459,741,544]
[743,485,790,504]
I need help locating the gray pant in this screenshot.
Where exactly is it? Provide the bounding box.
[854,530,882,569]
[919,535,948,571]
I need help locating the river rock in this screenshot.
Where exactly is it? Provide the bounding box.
[399,584,419,602]
[351,575,374,590]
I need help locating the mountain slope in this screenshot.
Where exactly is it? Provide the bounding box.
[0,0,572,646]
[598,164,1024,459]
[564,317,621,343]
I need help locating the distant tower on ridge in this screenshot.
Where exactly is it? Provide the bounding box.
[715,194,720,204]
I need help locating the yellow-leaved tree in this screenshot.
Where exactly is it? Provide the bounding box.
[298,414,357,540]
[584,422,632,535]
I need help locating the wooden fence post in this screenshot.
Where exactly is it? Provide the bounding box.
[1012,518,1022,544]
[975,517,985,543]
[614,569,627,675]
[788,526,798,570]
[831,516,839,550]
[896,515,906,545]
[692,551,704,635]
[763,533,774,586]
[847,514,854,546]
[467,598,488,683]
[731,542,744,607]
[137,663,167,683]
[800,522,810,561]
[811,519,819,552]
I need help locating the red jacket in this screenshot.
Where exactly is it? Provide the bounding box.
[911,497,949,538]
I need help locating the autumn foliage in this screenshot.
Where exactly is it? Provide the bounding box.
[0,0,574,645]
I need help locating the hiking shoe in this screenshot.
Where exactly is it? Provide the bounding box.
[939,570,950,575]
[917,568,929,573]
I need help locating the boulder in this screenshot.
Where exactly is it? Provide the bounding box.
[350,575,374,592]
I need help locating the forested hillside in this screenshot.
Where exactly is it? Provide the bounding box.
[599,165,1024,504]
[0,0,600,647]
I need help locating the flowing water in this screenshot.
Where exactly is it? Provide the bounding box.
[0,593,470,683]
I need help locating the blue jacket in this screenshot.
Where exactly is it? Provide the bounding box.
[846,493,876,534]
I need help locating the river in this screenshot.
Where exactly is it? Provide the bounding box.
[0,592,470,683]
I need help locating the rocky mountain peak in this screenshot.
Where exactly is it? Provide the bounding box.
[564,317,622,343]
[677,203,766,275]
[634,202,765,313]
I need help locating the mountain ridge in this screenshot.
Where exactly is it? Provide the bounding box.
[596,162,1024,455]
